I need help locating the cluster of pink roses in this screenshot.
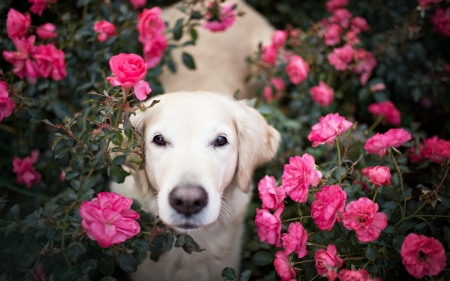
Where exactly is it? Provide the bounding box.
[367,100,401,126]
[430,7,450,37]
[12,150,41,188]
[94,20,117,43]
[409,135,450,164]
[203,2,237,32]
[0,81,15,123]
[3,8,67,83]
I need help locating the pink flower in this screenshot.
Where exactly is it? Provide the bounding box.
[329,9,352,28]
[264,77,285,102]
[418,0,442,9]
[143,35,168,68]
[274,251,296,281]
[286,55,309,84]
[94,20,116,42]
[314,244,343,275]
[36,23,57,40]
[345,30,360,45]
[204,2,236,32]
[107,53,147,88]
[310,81,334,107]
[311,185,347,231]
[327,44,353,71]
[6,9,31,39]
[258,175,286,210]
[255,204,283,247]
[26,263,45,281]
[262,45,277,65]
[326,0,349,12]
[364,128,412,157]
[350,17,370,33]
[137,7,165,43]
[429,139,450,164]
[444,63,450,73]
[32,44,67,81]
[324,23,343,46]
[337,269,371,281]
[327,270,337,281]
[12,150,41,188]
[307,113,352,147]
[400,233,446,279]
[281,222,308,258]
[430,8,450,36]
[369,83,386,92]
[367,100,401,126]
[0,81,15,122]
[130,0,146,10]
[133,80,151,101]
[29,0,54,16]
[282,154,322,203]
[80,192,141,248]
[3,36,40,83]
[272,30,288,49]
[353,48,377,74]
[409,136,440,163]
[343,197,387,242]
[368,166,391,186]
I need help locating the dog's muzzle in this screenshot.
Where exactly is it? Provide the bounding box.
[169,184,208,217]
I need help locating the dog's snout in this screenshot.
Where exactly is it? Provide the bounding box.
[169,184,208,216]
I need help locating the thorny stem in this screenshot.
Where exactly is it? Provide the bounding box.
[372,184,380,202]
[282,216,311,223]
[390,151,406,218]
[393,201,427,229]
[436,164,450,193]
[336,139,342,184]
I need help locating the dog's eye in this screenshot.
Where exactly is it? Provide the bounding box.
[153,135,166,146]
[214,136,228,147]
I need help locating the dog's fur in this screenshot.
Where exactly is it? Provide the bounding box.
[110,1,278,280]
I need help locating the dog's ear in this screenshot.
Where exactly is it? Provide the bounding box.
[235,100,281,193]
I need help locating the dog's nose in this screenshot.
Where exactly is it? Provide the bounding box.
[169,184,208,216]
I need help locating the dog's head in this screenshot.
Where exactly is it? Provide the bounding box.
[125,91,280,232]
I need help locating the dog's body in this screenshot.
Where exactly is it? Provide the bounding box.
[110,2,278,280]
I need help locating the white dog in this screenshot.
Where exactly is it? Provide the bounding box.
[110,1,278,280]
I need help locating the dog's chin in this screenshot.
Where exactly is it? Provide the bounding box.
[172,223,204,233]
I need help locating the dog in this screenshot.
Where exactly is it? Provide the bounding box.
[110,1,279,280]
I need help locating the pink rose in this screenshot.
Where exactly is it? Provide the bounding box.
[130,0,146,10]
[258,175,286,210]
[430,8,450,37]
[143,35,168,68]
[29,0,54,16]
[343,197,387,242]
[6,9,31,39]
[36,23,57,40]
[409,136,440,163]
[272,30,288,49]
[137,7,165,43]
[429,139,450,164]
[401,233,446,279]
[329,9,352,28]
[80,192,140,248]
[32,44,67,81]
[286,55,309,84]
[311,185,347,231]
[94,20,116,42]
[282,154,322,203]
[107,53,147,88]
[310,81,334,107]
[3,36,40,83]
[351,17,370,33]
[204,2,236,32]
[314,244,343,275]
[326,270,337,280]
[0,81,15,122]
[12,150,41,188]
[360,72,370,85]
[274,251,296,281]
[367,100,401,126]
[327,44,353,71]
[364,128,412,157]
[326,0,349,12]
[307,113,352,147]
[369,82,386,92]
[324,23,343,46]
[337,269,371,281]
[353,48,377,74]
[418,0,442,8]
[262,45,277,65]
[264,77,285,102]
[281,222,308,258]
[133,80,151,101]
[345,30,360,45]
[368,166,391,186]
[255,204,283,247]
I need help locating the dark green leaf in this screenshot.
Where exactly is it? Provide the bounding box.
[222,267,238,281]
[365,246,378,261]
[112,155,126,166]
[81,259,97,273]
[382,225,395,234]
[54,147,70,159]
[181,52,196,70]
[98,258,115,276]
[183,234,204,254]
[9,204,20,221]
[64,170,80,181]
[263,271,277,281]
[107,164,130,183]
[252,251,273,266]
[100,277,116,281]
[173,18,184,40]
[393,236,405,253]
[189,28,198,41]
[70,180,80,190]
[118,252,139,273]
[381,201,398,210]
[239,269,251,281]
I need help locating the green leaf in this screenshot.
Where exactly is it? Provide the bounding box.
[112,155,126,166]
[263,271,277,281]
[81,259,97,274]
[365,246,378,261]
[182,52,196,70]
[252,251,273,266]
[173,18,184,40]
[381,201,398,210]
[64,170,80,181]
[98,258,115,276]
[100,277,116,281]
[382,225,395,234]
[54,147,70,159]
[70,180,80,190]
[189,28,198,41]
[239,269,252,281]
[107,164,130,183]
[222,267,238,281]
[9,204,20,221]
[118,252,139,273]
[183,234,204,254]
[393,236,405,253]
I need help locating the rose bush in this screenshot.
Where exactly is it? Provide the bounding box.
[0,0,449,280]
